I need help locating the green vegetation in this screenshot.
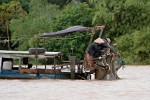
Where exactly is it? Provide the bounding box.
[0,0,150,64]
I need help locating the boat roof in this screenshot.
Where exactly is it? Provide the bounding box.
[0,50,62,58]
[41,25,91,38]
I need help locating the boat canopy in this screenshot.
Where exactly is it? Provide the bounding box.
[41,25,91,38]
[0,50,61,58]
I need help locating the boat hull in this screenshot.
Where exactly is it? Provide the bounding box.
[0,70,70,79]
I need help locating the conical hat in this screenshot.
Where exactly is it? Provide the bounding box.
[94,37,104,44]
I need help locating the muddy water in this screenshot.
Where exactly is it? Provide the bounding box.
[0,65,150,100]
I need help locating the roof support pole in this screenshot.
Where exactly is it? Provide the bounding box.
[69,56,76,79]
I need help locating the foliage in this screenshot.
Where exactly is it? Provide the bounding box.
[0,0,30,12]
[42,3,94,60]
[0,0,11,4]
[115,26,150,64]
[50,3,94,30]
[0,0,149,64]
[9,0,60,50]
[0,0,26,49]
[47,0,71,8]
[92,0,149,37]
[18,0,30,13]
[91,0,150,64]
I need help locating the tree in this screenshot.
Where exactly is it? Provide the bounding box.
[91,0,149,36]
[0,0,11,4]
[18,0,30,13]
[91,0,150,64]
[116,26,150,64]
[10,0,60,50]
[0,1,26,49]
[43,3,94,60]
[47,0,71,8]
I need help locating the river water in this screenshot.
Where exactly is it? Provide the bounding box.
[0,65,150,100]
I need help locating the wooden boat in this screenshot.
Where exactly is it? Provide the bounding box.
[0,49,93,79]
[0,26,124,80]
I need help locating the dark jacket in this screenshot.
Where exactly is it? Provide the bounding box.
[87,42,109,58]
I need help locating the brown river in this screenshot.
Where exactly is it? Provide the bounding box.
[0,65,150,100]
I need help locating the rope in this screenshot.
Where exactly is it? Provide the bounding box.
[77,75,86,80]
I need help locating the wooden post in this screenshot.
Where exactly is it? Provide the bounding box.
[45,58,47,69]
[104,55,116,80]
[34,34,38,69]
[69,56,76,79]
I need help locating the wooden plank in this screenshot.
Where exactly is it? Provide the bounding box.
[19,68,61,74]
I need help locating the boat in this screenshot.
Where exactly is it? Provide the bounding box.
[0,25,124,80]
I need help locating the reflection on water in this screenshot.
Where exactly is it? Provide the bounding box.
[0,66,150,100]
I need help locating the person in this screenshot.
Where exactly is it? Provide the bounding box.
[86,37,112,69]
